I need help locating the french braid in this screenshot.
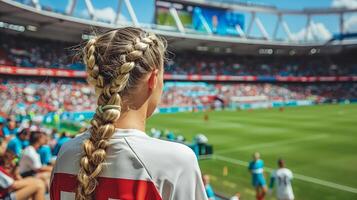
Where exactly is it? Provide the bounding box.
[76,27,166,200]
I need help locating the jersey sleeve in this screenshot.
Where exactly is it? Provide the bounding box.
[271,170,277,178]
[269,170,276,189]
[173,150,208,200]
[288,170,293,180]
[248,162,253,170]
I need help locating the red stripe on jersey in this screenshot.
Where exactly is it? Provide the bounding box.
[50,173,162,200]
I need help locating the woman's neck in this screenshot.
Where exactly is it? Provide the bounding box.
[114,109,147,132]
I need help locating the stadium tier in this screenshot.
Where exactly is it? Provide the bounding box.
[1,32,357,80]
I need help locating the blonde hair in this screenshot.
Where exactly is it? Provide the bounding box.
[76,27,166,200]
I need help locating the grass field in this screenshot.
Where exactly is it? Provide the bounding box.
[146,104,357,200]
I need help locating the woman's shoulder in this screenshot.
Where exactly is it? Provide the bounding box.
[56,132,89,160]
[126,135,198,171]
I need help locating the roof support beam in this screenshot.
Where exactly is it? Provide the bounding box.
[115,0,123,24]
[235,24,246,38]
[255,16,270,40]
[195,10,212,34]
[246,12,255,36]
[339,12,344,34]
[123,0,139,26]
[304,14,311,42]
[281,20,293,41]
[273,13,282,40]
[65,0,77,16]
[84,0,96,20]
[169,7,185,33]
[31,0,41,10]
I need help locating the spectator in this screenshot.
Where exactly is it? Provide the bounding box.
[0,118,10,138]
[203,174,216,200]
[52,131,70,156]
[7,118,18,136]
[18,131,52,188]
[0,150,46,200]
[37,133,53,165]
[6,129,30,157]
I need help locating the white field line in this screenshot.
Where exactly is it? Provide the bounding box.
[212,155,357,194]
[216,134,328,154]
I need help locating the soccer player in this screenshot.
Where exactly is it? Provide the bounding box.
[50,27,208,200]
[248,152,267,200]
[268,159,294,200]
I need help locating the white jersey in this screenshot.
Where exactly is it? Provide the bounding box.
[50,129,208,200]
[19,145,42,173]
[271,168,294,200]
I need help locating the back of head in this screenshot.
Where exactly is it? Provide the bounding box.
[18,128,30,140]
[278,158,285,168]
[253,152,260,161]
[202,174,210,185]
[76,27,166,200]
[29,131,45,145]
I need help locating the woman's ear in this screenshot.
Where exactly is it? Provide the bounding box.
[148,69,159,91]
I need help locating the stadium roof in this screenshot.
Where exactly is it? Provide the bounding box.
[1,0,357,55]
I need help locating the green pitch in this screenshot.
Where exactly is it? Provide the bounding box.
[146,104,357,200]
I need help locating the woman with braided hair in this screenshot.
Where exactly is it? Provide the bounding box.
[50,27,208,200]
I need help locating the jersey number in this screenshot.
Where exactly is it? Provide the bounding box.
[278,176,288,186]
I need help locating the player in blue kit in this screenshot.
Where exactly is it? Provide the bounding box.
[248,152,267,200]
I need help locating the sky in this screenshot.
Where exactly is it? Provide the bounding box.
[37,0,357,41]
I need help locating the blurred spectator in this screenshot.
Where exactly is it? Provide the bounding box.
[0,150,46,200]
[6,128,30,157]
[0,118,10,138]
[203,174,216,200]
[18,131,52,188]
[52,131,70,156]
[7,118,18,136]
[37,133,53,166]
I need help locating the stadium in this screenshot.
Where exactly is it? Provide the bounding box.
[0,0,356,200]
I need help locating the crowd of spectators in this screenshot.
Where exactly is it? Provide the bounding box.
[160,82,357,108]
[0,33,83,70]
[165,53,357,76]
[1,77,356,117]
[0,115,74,199]
[0,79,96,117]
[1,33,357,76]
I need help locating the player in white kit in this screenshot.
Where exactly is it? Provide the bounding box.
[50,27,208,200]
[268,159,294,200]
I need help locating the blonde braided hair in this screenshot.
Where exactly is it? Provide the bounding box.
[76,27,166,200]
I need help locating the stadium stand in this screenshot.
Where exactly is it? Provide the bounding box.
[1,32,357,77]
